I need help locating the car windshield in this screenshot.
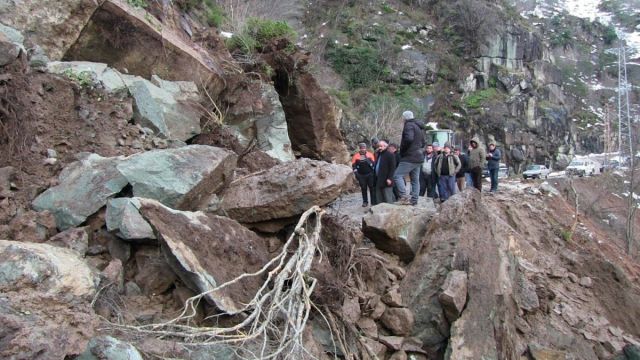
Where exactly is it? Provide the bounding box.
[527,165,539,170]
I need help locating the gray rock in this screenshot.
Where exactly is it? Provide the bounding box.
[254,84,295,162]
[0,240,97,298]
[124,75,202,141]
[515,273,539,313]
[528,343,567,360]
[362,202,436,262]
[124,281,142,296]
[77,336,143,360]
[0,23,24,45]
[579,277,593,288]
[32,154,129,230]
[438,270,468,322]
[540,182,560,196]
[136,198,270,314]
[624,345,640,360]
[117,146,236,210]
[47,227,89,255]
[28,45,50,68]
[0,32,21,66]
[106,198,156,241]
[391,50,438,85]
[47,61,128,95]
[221,158,352,224]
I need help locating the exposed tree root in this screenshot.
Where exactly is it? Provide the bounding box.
[108,206,328,359]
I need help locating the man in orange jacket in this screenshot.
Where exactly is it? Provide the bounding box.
[352,143,376,207]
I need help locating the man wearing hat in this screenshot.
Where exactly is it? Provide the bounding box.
[468,135,486,191]
[351,142,376,206]
[486,139,502,192]
[433,142,461,202]
[393,110,425,205]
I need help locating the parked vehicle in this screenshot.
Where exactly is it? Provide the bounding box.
[565,159,598,177]
[482,163,509,178]
[522,164,551,179]
[602,160,620,172]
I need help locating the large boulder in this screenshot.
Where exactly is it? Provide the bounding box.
[220,159,352,223]
[0,0,99,60]
[400,191,519,358]
[32,154,129,230]
[362,200,436,262]
[0,240,97,297]
[0,240,99,358]
[65,0,228,96]
[224,81,295,162]
[116,145,237,210]
[136,198,270,314]
[0,24,23,66]
[123,75,202,141]
[276,71,350,163]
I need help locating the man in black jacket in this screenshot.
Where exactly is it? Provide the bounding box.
[393,110,425,205]
[373,139,397,204]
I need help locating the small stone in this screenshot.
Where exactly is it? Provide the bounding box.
[549,267,568,278]
[608,326,623,337]
[579,277,593,288]
[382,286,403,307]
[46,149,57,159]
[389,351,408,360]
[379,335,404,351]
[125,281,142,296]
[86,244,108,256]
[380,307,414,336]
[47,226,89,255]
[401,337,425,353]
[342,296,361,323]
[117,138,125,146]
[101,259,124,292]
[356,317,378,338]
[438,270,468,321]
[43,158,57,165]
[529,343,567,360]
[568,273,579,283]
[361,338,387,359]
[515,316,531,334]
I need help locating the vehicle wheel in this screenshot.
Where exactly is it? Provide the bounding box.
[544,174,548,179]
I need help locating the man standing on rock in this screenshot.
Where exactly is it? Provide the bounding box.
[388,143,402,201]
[420,143,437,198]
[373,139,397,204]
[454,147,469,191]
[486,140,502,193]
[394,111,425,205]
[434,142,461,202]
[352,142,376,207]
[468,136,486,192]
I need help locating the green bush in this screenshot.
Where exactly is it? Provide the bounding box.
[464,88,498,109]
[327,46,385,89]
[127,0,147,8]
[227,18,296,54]
[206,4,225,27]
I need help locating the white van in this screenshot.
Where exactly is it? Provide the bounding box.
[566,159,599,177]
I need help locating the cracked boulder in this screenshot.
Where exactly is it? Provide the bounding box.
[136,198,270,314]
[106,198,156,242]
[32,154,129,230]
[220,159,352,224]
[116,145,237,210]
[362,201,436,262]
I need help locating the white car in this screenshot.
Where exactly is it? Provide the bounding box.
[565,159,597,177]
[522,164,551,179]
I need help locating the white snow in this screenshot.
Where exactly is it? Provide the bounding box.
[401,44,412,50]
[220,31,233,38]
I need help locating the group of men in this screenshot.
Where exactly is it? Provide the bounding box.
[352,110,502,207]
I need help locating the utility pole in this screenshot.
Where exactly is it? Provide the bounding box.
[617,43,633,160]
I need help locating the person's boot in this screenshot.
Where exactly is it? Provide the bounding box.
[395,197,412,205]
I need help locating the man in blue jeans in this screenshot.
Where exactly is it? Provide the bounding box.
[394,111,425,205]
[486,140,502,192]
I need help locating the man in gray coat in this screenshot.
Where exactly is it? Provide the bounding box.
[393,111,425,205]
